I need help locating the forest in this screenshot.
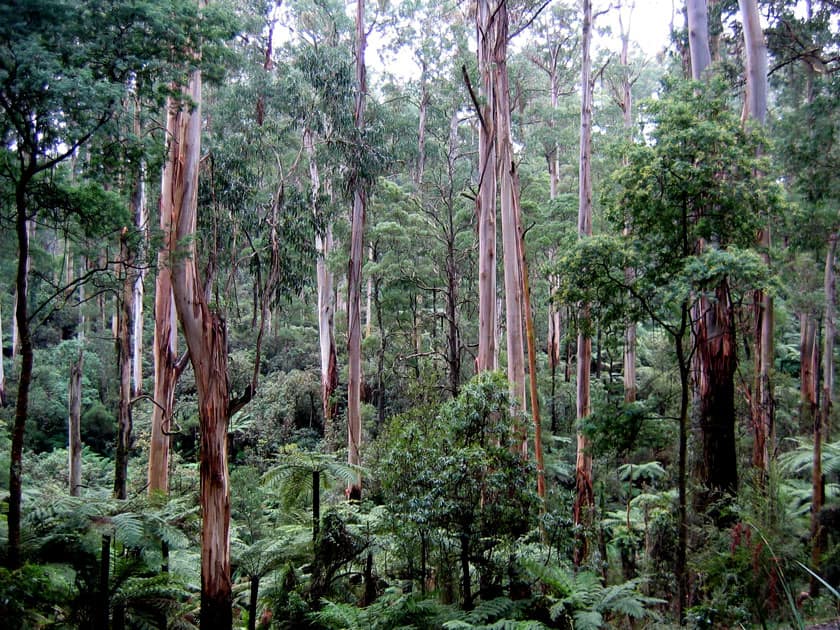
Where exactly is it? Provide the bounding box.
[0,0,838,627]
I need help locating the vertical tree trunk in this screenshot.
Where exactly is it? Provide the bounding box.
[416,60,429,186]
[811,231,837,595]
[8,174,35,569]
[69,345,84,497]
[674,303,691,624]
[475,0,497,373]
[0,298,6,407]
[347,0,367,500]
[618,3,637,404]
[165,56,233,627]
[739,0,772,474]
[131,96,147,398]
[801,314,819,431]
[694,281,739,508]
[114,230,135,501]
[446,110,462,396]
[493,0,527,436]
[686,0,712,80]
[305,128,338,434]
[688,0,739,513]
[573,0,594,567]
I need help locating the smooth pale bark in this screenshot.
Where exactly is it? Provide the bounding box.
[573,0,594,567]
[739,0,773,473]
[812,231,837,595]
[475,0,497,373]
[493,1,526,428]
[114,230,135,501]
[165,62,233,626]
[148,96,180,497]
[11,290,18,360]
[686,0,712,80]
[305,128,338,431]
[131,98,147,397]
[347,0,367,500]
[365,246,373,339]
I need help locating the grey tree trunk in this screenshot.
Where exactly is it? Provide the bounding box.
[686,0,712,80]
[347,0,367,499]
[739,0,773,474]
[573,0,594,567]
[475,0,497,373]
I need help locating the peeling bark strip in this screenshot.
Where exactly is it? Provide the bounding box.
[148,96,180,497]
[493,0,526,444]
[693,281,738,506]
[164,44,233,624]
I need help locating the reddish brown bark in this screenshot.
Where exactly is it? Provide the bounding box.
[148,96,180,497]
[693,282,739,510]
[165,59,233,626]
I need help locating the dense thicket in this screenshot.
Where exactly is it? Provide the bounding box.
[1,0,839,628]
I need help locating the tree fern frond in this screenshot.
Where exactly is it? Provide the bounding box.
[572,609,603,630]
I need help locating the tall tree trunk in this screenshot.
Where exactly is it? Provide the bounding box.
[812,231,837,595]
[446,110,462,396]
[114,230,135,501]
[131,97,147,397]
[305,128,338,434]
[475,0,497,373]
[801,314,819,431]
[686,0,712,80]
[694,281,739,508]
[69,320,84,497]
[347,0,367,500]
[573,0,594,567]
[416,60,429,186]
[493,0,527,439]
[165,59,233,627]
[8,173,35,569]
[618,2,637,404]
[674,303,691,624]
[148,97,180,497]
[739,0,772,474]
[0,298,6,407]
[688,0,739,514]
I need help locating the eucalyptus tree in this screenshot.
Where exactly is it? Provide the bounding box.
[347,0,369,499]
[558,79,778,620]
[0,0,207,570]
[738,0,773,474]
[768,0,840,593]
[573,0,596,566]
[283,0,354,439]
